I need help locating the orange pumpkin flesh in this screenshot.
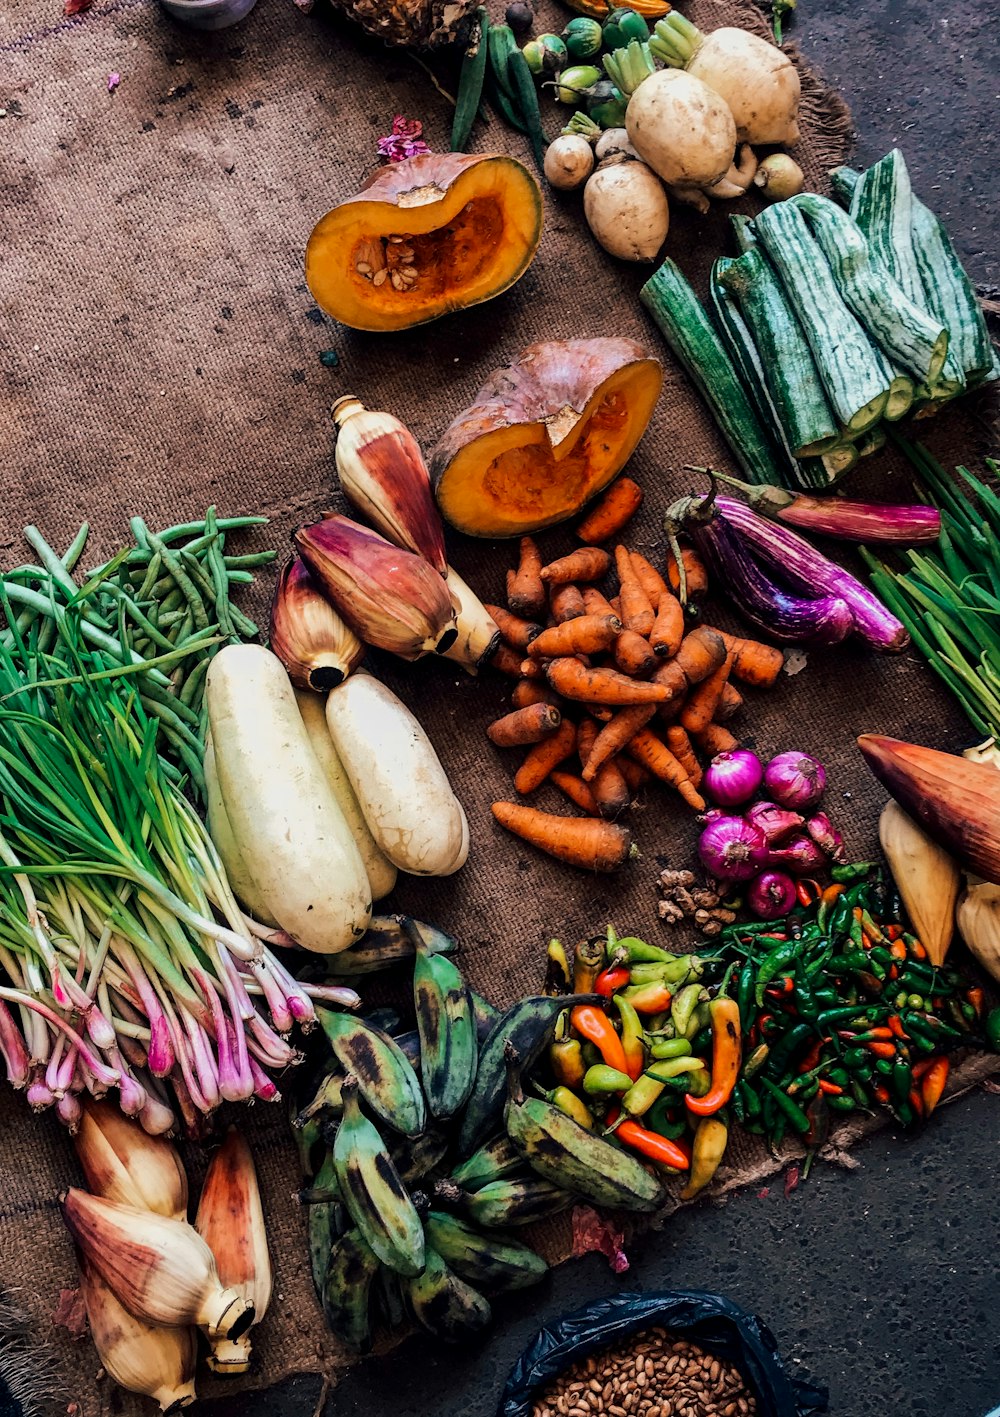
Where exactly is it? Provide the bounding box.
[305,153,543,333]
[430,339,663,537]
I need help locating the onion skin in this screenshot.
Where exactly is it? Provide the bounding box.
[763,751,827,811]
[807,810,846,863]
[858,733,1000,885]
[702,749,763,807]
[766,833,828,876]
[745,800,805,846]
[747,870,797,920]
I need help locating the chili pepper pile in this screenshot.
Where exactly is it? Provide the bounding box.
[540,930,739,1200]
[705,865,996,1166]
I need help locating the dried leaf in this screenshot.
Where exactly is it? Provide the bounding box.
[52,1288,87,1339]
[107,72,120,93]
[63,0,95,14]
[783,648,808,677]
[571,1204,629,1274]
[783,1162,800,1197]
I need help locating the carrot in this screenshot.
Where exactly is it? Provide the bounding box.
[528,613,622,659]
[487,702,562,748]
[650,626,727,709]
[664,725,702,787]
[545,658,671,706]
[614,629,657,679]
[540,547,611,586]
[576,716,599,769]
[550,771,601,815]
[518,657,545,680]
[629,551,669,609]
[576,477,643,544]
[592,757,631,820]
[679,651,734,735]
[491,643,527,677]
[550,583,586,622]
[581,704,657,782]
[509,537,546,618]
[626,727,706,811]
[609,595,622,617]
[514,717,577,794]
[706,628,784,688]
[715,681,744,721]
[511,678,562,711]
[648,591,685,658]
[695,722,739,755]
[666,544,709,601]
[491,802,634,872]
[485,604,542,652]
[505,568,517,607]
[614,545,654,637]
[618,756,650,793]
[582,585,618,618]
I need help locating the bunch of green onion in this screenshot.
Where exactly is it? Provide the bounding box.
[0,520,358,1136]
[864,437,1000,741]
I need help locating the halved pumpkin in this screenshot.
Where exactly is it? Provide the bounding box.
[305,153,543,334]
[430,338,663,537]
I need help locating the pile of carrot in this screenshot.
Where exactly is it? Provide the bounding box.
[484,480,785,873]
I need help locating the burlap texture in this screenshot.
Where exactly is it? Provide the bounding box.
[0,0,996,1411]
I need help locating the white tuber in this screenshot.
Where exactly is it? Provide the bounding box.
[683,25,800,146]
[584,158,670,262]
[668,183,711,215]
[625,70,737,189]
[543,135,595,192]
[753,152,805,200]
[705,144,758,199]
[594,128,640,163]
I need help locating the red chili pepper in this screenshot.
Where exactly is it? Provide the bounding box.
[615,1116,691,1170]
[965,986,984,1018]
[908,1086,924,1120]
[594,965,630,997]
[921,1056,950,1115]
[873,1083,891,1105]
[865,1041,897,1059]
[888,965,899,981]
[817,1078,843,1096]
[797,1038,823,1074]
[795,879,820,907]
[686,996,742,1116]
[886,924,904,942]
[887,1015,908,1040]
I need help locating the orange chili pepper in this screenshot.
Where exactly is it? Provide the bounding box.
[686,996,741,1116]
[921,1056,950,1115]
[570,1004,629,1075]
[861,932,873,951]
[908,937,928,961]
[874,1083,891,1105]
[908,1087,924,1120]
[966,987,984,1019]
[888,965,900,981]
[615,1116,691,1171]
[619,982,673,1014]
[886,924,904,942]
[889,938,907,961]
[797,1038,823,1074]
[865,1041,897,1059]
[817,1078,843,1096]
[912,1058,935,1081]
[594,965,630,997]
[795,878,820,907]
[888,1015,908,1040]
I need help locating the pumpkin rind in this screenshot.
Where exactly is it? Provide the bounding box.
[306,153,543,334]
[430,338,663,537]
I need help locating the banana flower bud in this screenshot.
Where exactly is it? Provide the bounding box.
[195,1127,272,1375]
[74,1098,188,1219]
[80,1259,197,1412]
[295,515,457,661]
[61,1189,253,1341]
[332,397,448,577]
[439,566,500,675]
[269,558,365,692]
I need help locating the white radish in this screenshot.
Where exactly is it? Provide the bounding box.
[625,70,736,189]
[204,735,278,927]
[652,13,800,146]
[584,158,670,262]
[295,688,398,902]
[206,644,372,953]
[543,135,595,191]
[325,670,467,877]
[754,152,805,200]
[594,128,640,163]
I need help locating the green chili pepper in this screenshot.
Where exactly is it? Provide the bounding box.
[770,1112,787,1150]
[743,1043,769,1077]
[670,982,705,1038]
[736,962,756,1030]
[985,1007,1000,1050]
[650,1036,695,1060]
[874,1057,894,1076]
[759,1079,811,1135]
[645,1096,687,1139]
[754,943,798,1006]
[764,1022,814,1079]
[583,1064,633,1095]
[832,861,876,883]
[827,1094,857,1112]
[737,1079,761,1118]
[891,1056,912,1103]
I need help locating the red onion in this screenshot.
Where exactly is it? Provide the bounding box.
[745,800,805,846]
[747,870,798,920]
[702,749,763,807]
[807,810,846,862]
[763,751,826,811]
[697,815,769,884]
[766,833,828,876]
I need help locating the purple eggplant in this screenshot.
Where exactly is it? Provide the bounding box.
[714,495,908,652]
[683,503,855,646]
[703,471,941,544]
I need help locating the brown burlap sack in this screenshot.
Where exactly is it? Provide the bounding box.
[0,0,996,1411]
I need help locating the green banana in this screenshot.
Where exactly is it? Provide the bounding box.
[300,1147,342,1205]
[290,1110,324,1180]
[412,939,478,1120]
[392,1028,422,1072]
[405,1243,492,1342]
[450,1133,525,1192]
[332,1078,427,1277]
[318,1008,426,1137]
[424,1210,548,1293]
[321,1228,380,1352]
[470,990,499,1044]
[328,914,458,975]
[503,1046,664,1213]
[307,1151,350,1299]
[373,1263,406,1330]
[457,993,601,1156]
[405,918,460,957]
[389,1127,450,1188]
[294,1070,345,1129]
[435,1175,571,1229]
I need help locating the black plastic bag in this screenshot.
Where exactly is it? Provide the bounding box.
[498,1291,828,1417]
